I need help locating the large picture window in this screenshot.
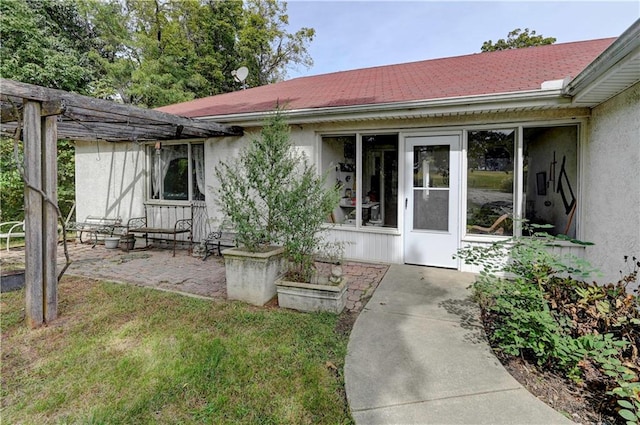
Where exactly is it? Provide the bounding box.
[466,129,515,236]
[465,125,578,238]
[322,134,398,228]
[149,142,205,202]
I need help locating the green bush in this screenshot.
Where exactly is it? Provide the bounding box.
[214,111,298,252]
[1,137,75,223]
[456,225,640,423]
[214,110,340,282]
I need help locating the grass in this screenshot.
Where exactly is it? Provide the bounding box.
[467,170,511,189]
[1,276,352,424]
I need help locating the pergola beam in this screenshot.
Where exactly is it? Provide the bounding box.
[1,79,243,142]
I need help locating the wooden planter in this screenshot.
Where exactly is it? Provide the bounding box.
[276,277,348,314]
[222,246,285,306]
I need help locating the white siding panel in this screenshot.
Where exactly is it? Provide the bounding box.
[325,228,403,263]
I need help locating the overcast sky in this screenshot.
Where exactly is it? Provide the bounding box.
[283,1,639,79]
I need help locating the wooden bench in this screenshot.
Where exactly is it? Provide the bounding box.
[67,216,123,247]
[202,227,237,260]
[126,205,193,256]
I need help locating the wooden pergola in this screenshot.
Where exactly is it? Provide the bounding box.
[0,78,243,328]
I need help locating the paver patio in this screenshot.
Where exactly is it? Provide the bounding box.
[1,241,388,312]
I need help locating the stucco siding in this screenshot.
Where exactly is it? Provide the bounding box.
[203,126,319,228]
[582,82,640,284]
[75,141,146,223]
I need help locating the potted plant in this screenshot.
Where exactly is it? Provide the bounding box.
[274,154,347,313]
[215,110,344,310]
[214,111,295,305]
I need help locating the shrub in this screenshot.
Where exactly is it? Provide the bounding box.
[214,110,340,282]
[279,156,340,282]
[456,224,640,422]
[214,111,298,252]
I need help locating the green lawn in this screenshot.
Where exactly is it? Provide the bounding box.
[1,277,352,424]
[467,170,511,189]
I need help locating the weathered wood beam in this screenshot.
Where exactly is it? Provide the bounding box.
[56,121,212,141]
[1,96,65,122]
[0,79,243,138]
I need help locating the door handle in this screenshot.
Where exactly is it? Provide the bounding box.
[405,198,408,209]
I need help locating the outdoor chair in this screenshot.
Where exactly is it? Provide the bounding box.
[469,213,509,235]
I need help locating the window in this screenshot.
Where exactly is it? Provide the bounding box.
[414,145,450,231]
[322,134,398,228]
[149,142,205,202]
[465,125,579,238]
[523,126,577,238]
[467,130,515,236]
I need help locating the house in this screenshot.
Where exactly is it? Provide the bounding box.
[75,20,639,283]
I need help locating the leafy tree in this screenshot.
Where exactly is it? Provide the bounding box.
[481,28,556,52]
[0,138,75,223]
[82,0,314,106]
[1,0,85,222]
[0,0,98,93]
[238,0,315,87]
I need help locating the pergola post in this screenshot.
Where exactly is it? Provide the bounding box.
[43,115,58,322]
[23,100,59,327]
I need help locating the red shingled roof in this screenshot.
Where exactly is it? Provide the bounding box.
[157,38,616,118]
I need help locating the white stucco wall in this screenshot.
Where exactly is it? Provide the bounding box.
[74,140,146,223]
[582,82,640,285]
[203,126,318,229]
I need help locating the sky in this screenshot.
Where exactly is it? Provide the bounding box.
[283,1,639,79]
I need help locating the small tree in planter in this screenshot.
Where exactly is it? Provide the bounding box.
[214,111,296,305]
[281,157,341,283]
[215,111,296,252]
[276,150,346,314]
[214,110,341,307]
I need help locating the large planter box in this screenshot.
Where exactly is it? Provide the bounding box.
[1,269,25,293]
[276,278,348,314]
[222,246,285,306]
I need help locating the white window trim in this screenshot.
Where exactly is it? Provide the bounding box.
[319,132,401,233]
[461,121,583,241]
[145,140,205,204]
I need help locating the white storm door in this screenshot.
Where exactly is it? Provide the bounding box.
[404,135,461,268]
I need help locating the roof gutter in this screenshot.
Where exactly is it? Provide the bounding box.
[564,19,640,98]
[195,88,574,127]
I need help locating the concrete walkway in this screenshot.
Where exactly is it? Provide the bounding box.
[345,264,573,425]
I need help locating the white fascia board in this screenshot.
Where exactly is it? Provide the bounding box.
[194,89,571,127]
[564,19,640,100]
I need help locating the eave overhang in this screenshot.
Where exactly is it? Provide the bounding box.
[564,19,640,107]
[193,88,580,127]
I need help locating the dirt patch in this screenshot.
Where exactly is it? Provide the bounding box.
[335,311,358,337]
[497,353,619,424]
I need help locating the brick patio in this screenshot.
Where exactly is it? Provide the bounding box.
[1,242,388,313]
